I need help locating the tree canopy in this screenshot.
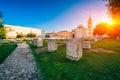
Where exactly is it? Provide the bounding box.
[17,33,25,38]
[93,22,108,36]
[106,0,120,23]
[0,11,5,39]
[103,0,120,38]
[0,11,3,28]
[93,22,120,38]
[27,33,36,37]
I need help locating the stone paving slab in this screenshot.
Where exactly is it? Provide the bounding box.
[0,42,41,80]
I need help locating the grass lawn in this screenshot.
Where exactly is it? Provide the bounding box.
[29,39,120,80]
[0,40,17,64]
[0,40,14,44]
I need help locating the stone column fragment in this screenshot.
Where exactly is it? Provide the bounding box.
[34,38,43,47]
[66,39,82,61]
[94,37,98,42]
[82,41,91,49]
[48,39,57,52]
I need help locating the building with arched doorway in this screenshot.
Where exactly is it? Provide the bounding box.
[72,16,93,39]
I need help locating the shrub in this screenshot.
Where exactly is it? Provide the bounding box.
[0,28,6,39]
[27,33,36,37]
[17,33,25,38]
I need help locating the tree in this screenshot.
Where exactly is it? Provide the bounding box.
[93,22,108,37]
[17,33,25,38]
[0,28,6,39]
[0,11,5,39]
[105,0,120,23]
[27,33,36,37]
[105,0,120,38]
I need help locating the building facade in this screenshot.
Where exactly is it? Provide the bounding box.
[4,24,45,38]
[45,32,56,37]
[72,16,93,39]
[56,30,72,39]
[72,25,88,38]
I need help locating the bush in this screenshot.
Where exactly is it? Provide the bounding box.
[27,33,36,37]
[17,33,25,38]
[0,28,6,39]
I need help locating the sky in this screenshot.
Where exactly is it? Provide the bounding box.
[0,0,109,32]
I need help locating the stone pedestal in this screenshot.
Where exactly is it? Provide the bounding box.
[34,39,37,46]
[116,36,120,40]
[66,39,82,61]
[82,41,91,49]
[29,40,33,44]
[94,37,98,42]
[48,39,57,52]
[34,38,43,47]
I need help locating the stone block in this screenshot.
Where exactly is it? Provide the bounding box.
[34,39,37,46]
[82,41,91,49]
[37,38,43,47]
[94,37,98,42]
[34,38,43,47]
[66,39,82,61]
[48,39,57,52]
[116,36,120,40]
[29,40,32,44]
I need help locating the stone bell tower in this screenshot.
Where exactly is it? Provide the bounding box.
[87,16,92,38]
[88,16,92,28]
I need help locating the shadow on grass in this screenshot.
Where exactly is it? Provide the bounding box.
[0,44,17,64]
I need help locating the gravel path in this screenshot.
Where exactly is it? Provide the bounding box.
[0,42,41,80]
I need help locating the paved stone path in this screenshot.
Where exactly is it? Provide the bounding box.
[0,42,41,80]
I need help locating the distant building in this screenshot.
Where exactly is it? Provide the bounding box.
[87,16,93,38]
[45,32,56,37]
[56,30,72,39]
[4,24,45,38]
[72,25,88,38]
[72,16,93,39]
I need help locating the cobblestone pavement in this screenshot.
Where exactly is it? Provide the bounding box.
[0,42,41,80]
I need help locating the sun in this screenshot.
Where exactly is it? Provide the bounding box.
[106,20,113,25]
[103,18,114,25]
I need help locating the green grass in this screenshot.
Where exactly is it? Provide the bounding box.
[29,39,120,80]
[0,41,16,64]
[0,40,13,44]
[92,39,120,52]
[42,40,48,48]
[56,39,67,44]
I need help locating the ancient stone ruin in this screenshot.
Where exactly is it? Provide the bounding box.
[47,39,57,52]
[34,38,43,47]
[82,41,91,49]
[66,39,82,61]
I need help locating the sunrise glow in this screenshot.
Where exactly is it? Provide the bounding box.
[106,20,113,25]
[103,17,114,25]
